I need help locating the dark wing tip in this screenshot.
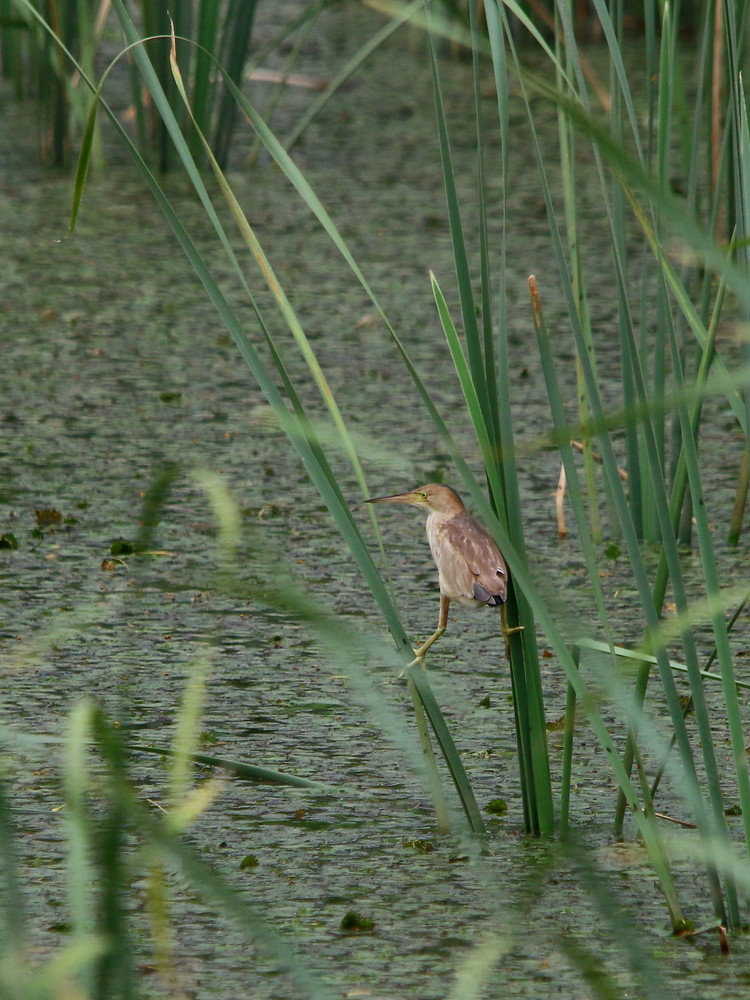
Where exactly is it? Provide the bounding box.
[473,583,506,606]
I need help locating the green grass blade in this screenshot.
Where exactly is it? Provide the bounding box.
[429,5,554,836]
[128,743,362,793]
[430,272,504,510]
[426,22,485,411]
[555,6,603,543]
[63,701,97,990]
[0,772,26,981]
[191,0,221,154]
[587,0,644,160]
[89,709,136,996]
[527,276,614,642]
[168,38,369,502]
[518,75,747,434]
[487,0,711,924]
[212,0,258,167]
[66,5,486,833]
[559,651,579,841]
[90,713,338,1000]
[672,80,750,865]
[406,666,485,834]
[576,637,750,691]
[98,5,413,659]
[471,1,502,448]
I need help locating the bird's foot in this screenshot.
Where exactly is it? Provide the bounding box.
[501,623,525,660]
[408,627,445,668]
[398,649,427,677]
[399,628,445,676]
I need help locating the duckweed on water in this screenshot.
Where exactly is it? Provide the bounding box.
[486,798,508,816]
[340,911,376,934]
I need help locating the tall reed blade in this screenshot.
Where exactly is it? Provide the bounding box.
[427,5,553,837]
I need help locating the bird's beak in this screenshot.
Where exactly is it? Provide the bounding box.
[365,491,420,506]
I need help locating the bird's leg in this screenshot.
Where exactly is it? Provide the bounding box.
[500,603,525,659]
[408,595,450,668]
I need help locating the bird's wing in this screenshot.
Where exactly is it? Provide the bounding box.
[439,514,507,603]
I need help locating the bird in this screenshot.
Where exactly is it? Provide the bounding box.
[366,483,518,666]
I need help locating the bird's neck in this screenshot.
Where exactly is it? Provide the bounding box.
[426,509,453,529]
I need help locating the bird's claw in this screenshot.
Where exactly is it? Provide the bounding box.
[501,622,525,659]
[399,649,427,677]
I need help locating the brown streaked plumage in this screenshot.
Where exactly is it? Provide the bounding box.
[366,483,512,666]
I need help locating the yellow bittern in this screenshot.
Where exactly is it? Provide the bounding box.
[366,483,517,666]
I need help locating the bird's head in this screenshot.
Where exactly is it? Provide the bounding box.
[366,483,466,515]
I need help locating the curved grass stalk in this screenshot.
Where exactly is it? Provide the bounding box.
[70,0,491,826]
[168,41,369,508]
[163,25,481,831]
[83,10,482,831]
